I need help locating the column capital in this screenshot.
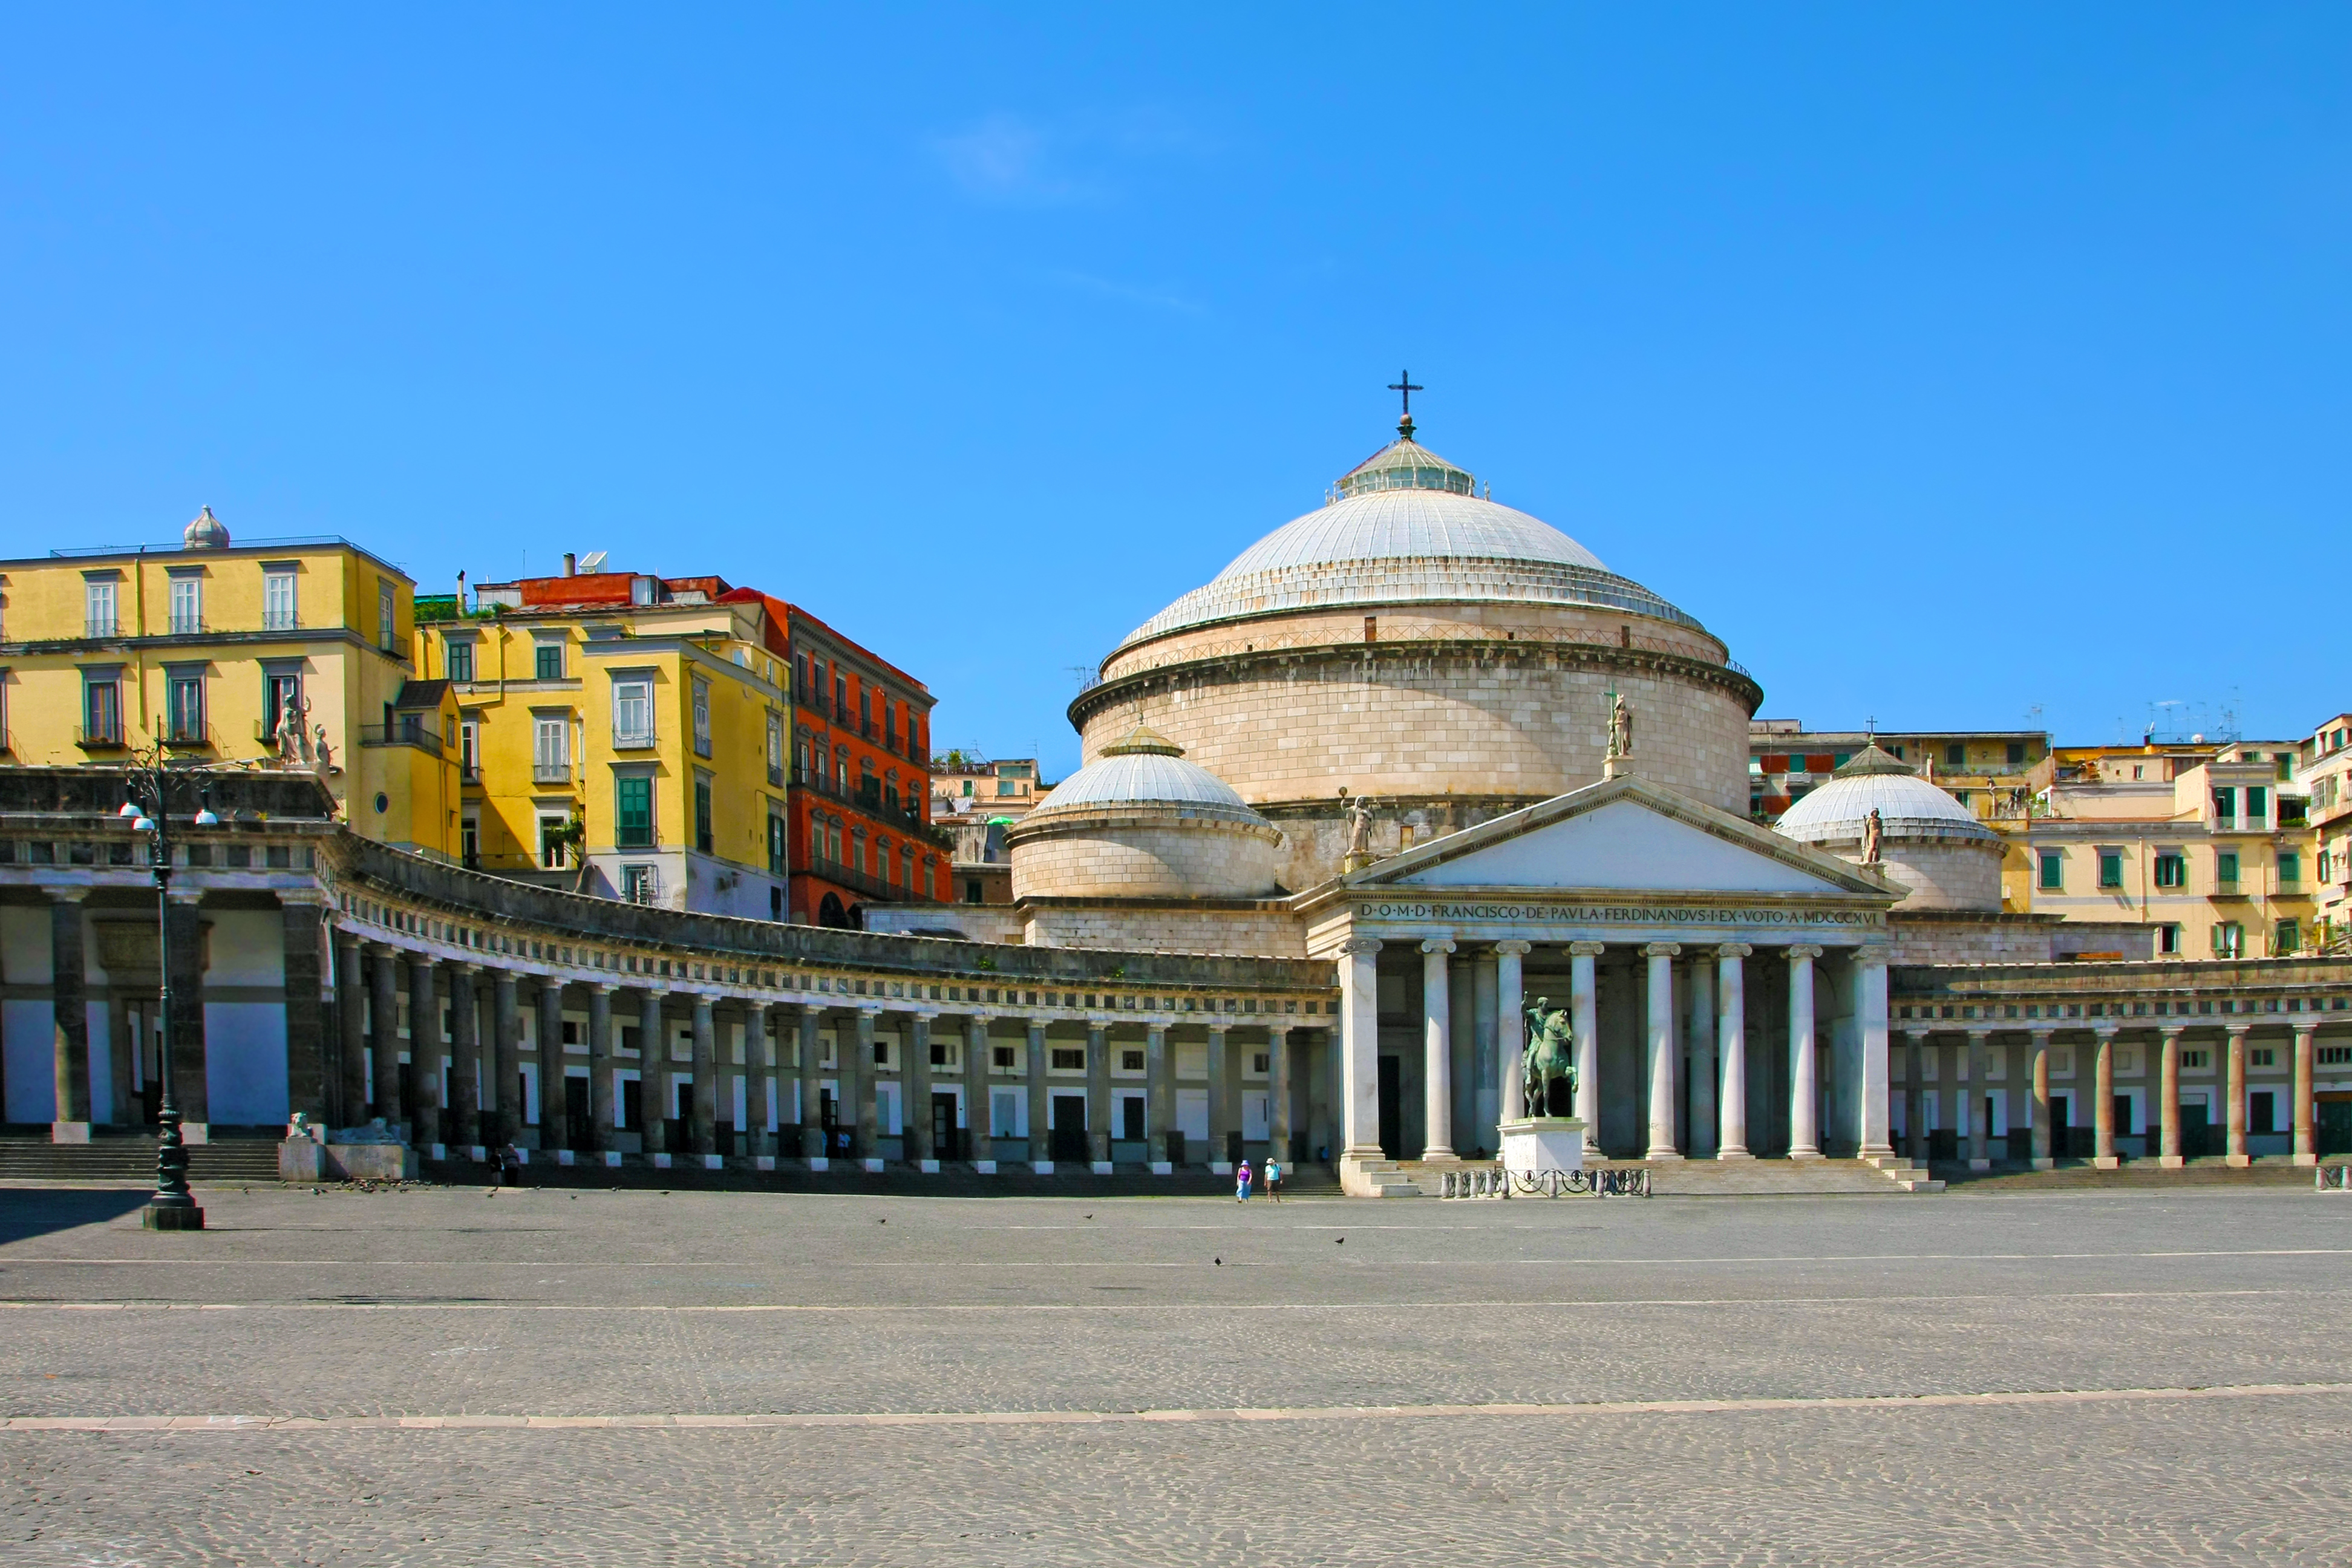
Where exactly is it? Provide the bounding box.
[592,979,621,995]
[1206,1021,1231,1034]
[2028,1024,2056,1039]
[407,951,440,970]
[2092,1021,2120,1037]
[1785,944,1824,962]
[2158,1021,2186,1037]
[2225,1019,2253,1036]
[1567,941,1607,958]
[491,967,520,992]
[1641,941,1681,959]
[1493,939,1533,956]
[44,886,90,904]
[1899,1027,1929,1042]
[276,888,330,909]
[1857,943,1892,965]
[1419,938,1457,956]
[1714,942,1753,959]
[1966,1026,1991,1041]
[2292,1018,2319,1036]
[1338,936,1384,958]
[1265,1022,1293,1037]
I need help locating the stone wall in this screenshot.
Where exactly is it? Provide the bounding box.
[1022,903,1309,958]
[1798,832,2004,913]
[1010,812,1282,901]
[1073,644,1754,845]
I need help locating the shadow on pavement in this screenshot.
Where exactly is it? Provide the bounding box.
[0,1186,155,1241]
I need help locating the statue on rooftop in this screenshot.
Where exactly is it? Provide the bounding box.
[1609,692,1635,759]
[1863,806,1885,866]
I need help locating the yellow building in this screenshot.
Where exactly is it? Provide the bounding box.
[2022,740,2314,957]
[0,509,459,858]
[416,567,791,918]
[2294,713,2352,949]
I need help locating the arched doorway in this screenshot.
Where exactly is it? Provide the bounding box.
[818,892,849,929]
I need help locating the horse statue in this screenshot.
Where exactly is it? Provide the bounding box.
[1521,998,1577,1117]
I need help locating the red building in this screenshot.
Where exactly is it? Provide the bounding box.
[723,591,944,927]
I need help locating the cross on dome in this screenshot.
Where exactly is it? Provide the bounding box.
[1387,368,1424,437]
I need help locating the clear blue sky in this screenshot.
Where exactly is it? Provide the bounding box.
[5,7,2348,775]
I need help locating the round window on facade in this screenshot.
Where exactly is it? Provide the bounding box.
[374,792,390,814]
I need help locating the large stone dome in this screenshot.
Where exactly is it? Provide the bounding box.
[1119,430,1704,649]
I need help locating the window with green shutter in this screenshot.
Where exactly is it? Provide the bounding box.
[616,775,653,848]
[2097,849,2123,889]
[2038,850,2063,892]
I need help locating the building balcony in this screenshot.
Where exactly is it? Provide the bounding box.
[359,720,443,759]
[262,611,300,632]
[166,616,207,636]
[768,763,785,788]
[162,725,217,751]
[802,853,930,904]
[84,619,119,639]
[612,730,657,752]
[534,762,575,785]
[74,725,126,749]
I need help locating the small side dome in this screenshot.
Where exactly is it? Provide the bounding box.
[1011,723,1283,902]
[1774,740,2003,912]
[183,506,230,550]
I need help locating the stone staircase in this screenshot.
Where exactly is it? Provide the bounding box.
[0,1135,284,1185]
[1376,1154,1942,1197]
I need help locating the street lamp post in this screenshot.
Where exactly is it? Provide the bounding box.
[121,750,218,1232]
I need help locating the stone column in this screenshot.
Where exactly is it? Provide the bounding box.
[1025,1018,1050,1173]
[448,963,483,1158]
[964,1014,992,1170]
[798,1007,824,1162]
[408,954,442,1152]
[1420,940,1456,1160]
[537,976,567,1153]
[1086,1022,1111,1170]
[2029,1028,2053,1169]
[638,988,667,1160]
[2092,1025,2119,1169]
[490,969,521,1150]
[1688,952,1717,1159]
[1339,938,1386,1177]
[49,890,90,1140]
[2293,1021,2318,1167]
[690,993,719,1163]
[279,895,329,1131]
[1786,945,1823,1161]
[1472,951,1499,1142]
[1569,941,1603,1137]
[906,1013,935,1168]
[368,944,403,1127]
[855,1007,881,1168]
[165,889,209,1135]
[2224,1022,2251,1168]
[1206,1023,1232,1172]
[1269,1024,1293,1163]
[585,981,614,1158]
[1716,944,1750,1160]
[334,932,368,1128]
[1146,1023,1172,1172]
[1495,940,1530,1126]
[1966,1029,1991,1170]
[1643,942,1682,1161]
[2157,1025,2184,1169]
[1858,950,1893,1163]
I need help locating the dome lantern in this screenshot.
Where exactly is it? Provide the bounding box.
[183,506,230,550]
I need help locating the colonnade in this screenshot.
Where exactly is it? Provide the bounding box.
[334,935,1323,1171]
[1339,934,1894,1167]
[1896,1018,2328,1170]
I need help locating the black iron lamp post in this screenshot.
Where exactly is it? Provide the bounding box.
[120,751,220,1231]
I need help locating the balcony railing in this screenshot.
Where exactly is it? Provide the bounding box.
[263,610,300,632]
[74,725,126,748]
[612,730,657,751]
[534,762,575,785]
[163,724,217,750]
[85,618,119,639]
[768,763,785,788]
[167,616,207,636]
[359,720,443,758]
[803,852,926,904]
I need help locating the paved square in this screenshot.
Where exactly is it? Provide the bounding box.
[3,1181,2350,1564]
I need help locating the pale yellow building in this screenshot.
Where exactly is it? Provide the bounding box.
[2293,712,2352,949]
[417,567,792,919]
[2022,740,2314,958]
[0,509,459,859]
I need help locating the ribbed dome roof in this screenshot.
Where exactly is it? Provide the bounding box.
[1118,427,1702,648]
[1027,723,1267,823]
[1774,743,1996,843]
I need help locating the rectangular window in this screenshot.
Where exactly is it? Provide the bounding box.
[2153,852,2187,889]
[81,674,122,743]
[2278,849,2302,883]
[2037,849,2063,892]
[2097,849,2123,889]
[262,668,302,742]
[2213,786,2237,823]
[446,638,474,683]
[2212,921,2244,958]
[165,672,204,741]
[622,863,658,904]
[1050,1048,1084,1071]
[534,716,570,781]
[616,775,655,848]
[264,570,298,630]
[377,580,396,653]
[694,776,714,854]
[2216,849,2240,886]
[1945,742,1965,767]
[692,679,711,758]
[460,815,480,868]
[168,576,201,635]
[535,641,564,681]
[885,701,899,751]
[458,720,480,780]
[766,713,784,785]
[2272,921,2298,956]
[2157,923,2181,955]
[767,812,786,876]
[2246,785,2268,825]
[795,654,810,706]
[540,814,572,869]
[2006,742,2026,766]
[85,579,117,638]
[612,678,654,747]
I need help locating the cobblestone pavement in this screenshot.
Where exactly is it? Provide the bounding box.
[4,1183,2350,1564]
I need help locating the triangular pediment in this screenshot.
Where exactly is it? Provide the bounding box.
[1324,776,1889,901]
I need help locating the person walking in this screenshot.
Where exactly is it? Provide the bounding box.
[1264,1155,1282,1201]
[1236,1158,1253,1202]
